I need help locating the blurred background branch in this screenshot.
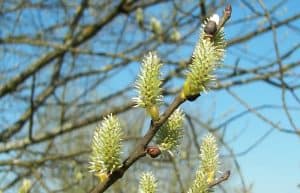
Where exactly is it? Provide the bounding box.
[0,0,299,192]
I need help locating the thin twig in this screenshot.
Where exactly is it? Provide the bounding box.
[209,170,230,188]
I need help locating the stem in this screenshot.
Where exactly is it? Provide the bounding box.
[90,94,186,193]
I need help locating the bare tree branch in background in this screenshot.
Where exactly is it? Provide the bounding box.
[0,0,300,192]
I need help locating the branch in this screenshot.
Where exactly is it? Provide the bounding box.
[90,94,186,193]
[209,170,231,188]
[0,102,134,153]
[0,0,125,98]
[228,13,300,46]
[89,4,233,192]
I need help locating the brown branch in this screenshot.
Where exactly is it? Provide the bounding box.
[90,94,186,193]
[0,0,125,98]
[209,170,231,188]
[199,0,207,22]
[0,102,134,153]
[0,57,65,142]
[90,5,233,192]
[228,12,300,46]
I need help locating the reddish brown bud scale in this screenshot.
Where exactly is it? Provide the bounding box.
[186,93,200,101]
[146,146,161,158]
[224,4,232,19]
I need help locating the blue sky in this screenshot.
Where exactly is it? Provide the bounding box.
[1,1,300,192]
[211,1,300,192]
[99,1,300,192]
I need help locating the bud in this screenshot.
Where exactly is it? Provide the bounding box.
[150,17,162,35]
[182,13,226,99]
[89,114,123,177]
[75,171,83,182]
[185,93,200,101]
[217,4,232,31]
[146,146,161,158]
[155,109,184,151]
[136,8,144,27]
[182,38,217,97]
[187,134,220,193]
[204,20,217,36]
[133,52,163,120]
[224,4,232,19]
[139,172,158,193]
[170,28,181,42]
[18,179,31,193]
[204,14,219,37]
[200,134,219,184]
